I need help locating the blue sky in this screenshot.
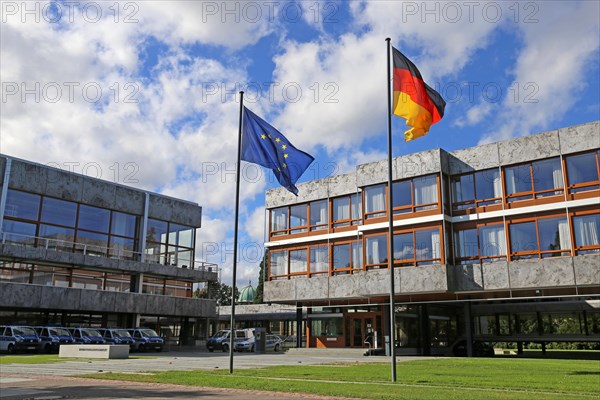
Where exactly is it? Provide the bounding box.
[2,1,599,287]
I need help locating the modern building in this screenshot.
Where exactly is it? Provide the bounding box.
[263,121,600,355]
[0,155,218,346]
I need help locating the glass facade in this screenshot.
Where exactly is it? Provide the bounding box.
[3,189,139,259]
[145,219,195,267]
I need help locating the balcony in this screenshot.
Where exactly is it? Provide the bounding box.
[0,232,219,282]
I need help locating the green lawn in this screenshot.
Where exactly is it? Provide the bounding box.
[85,358,600,400]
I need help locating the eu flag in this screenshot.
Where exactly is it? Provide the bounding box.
[241,107,314,195]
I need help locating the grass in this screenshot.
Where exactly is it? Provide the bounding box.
[0,354,155,364]
[84,358,600,400]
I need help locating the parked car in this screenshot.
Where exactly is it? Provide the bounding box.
[452,340,495,357]
[34,326,75,353]
[68,327,106,344]
[0,325,41,353]
[206,330,248,352]
[98,328,135,348]
[128,328,164,352]
[235,334,283,352]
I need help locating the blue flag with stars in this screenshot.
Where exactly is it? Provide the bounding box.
[241,107,314,195]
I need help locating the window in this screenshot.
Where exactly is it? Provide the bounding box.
[4,190,40,220]
[143,276,165,295]
[565,151,600,193]
[332,194,362,227]
[309,200,328,231]
[393,175,439,214]
[289,249,307,276]
[145,219,195,267]
[572,214,600,254]
[509,216,571,260]
[451,169,502,210]
[505,157,564,202]
[365,185,386,219]
[290,205,308,233]
[111,212,137,237]
[2,220,36,244]
[75,230,108,256]
[332,242,362,275]
[479,225,507,261]
[269,251,288,279]
[333,244,351,274]
[40,197,77,227]
[78,204,110,233]
[413,175,438,211]
[394,228,441,266]
[39,225,75,250]
[392,181,412,213]
[366,234,387,269]
[271,208,288,236]
[310,246,329,275]
[454,224,507,264]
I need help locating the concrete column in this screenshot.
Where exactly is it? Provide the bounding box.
[418,305,431,356]
[139,193,150,262]
[0,158,12,235]
[296,303,303,348]
[464,301,473,357]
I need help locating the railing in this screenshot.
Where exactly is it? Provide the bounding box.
[0,232,219,273]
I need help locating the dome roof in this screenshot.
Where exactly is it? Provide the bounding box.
[237,282,256,304]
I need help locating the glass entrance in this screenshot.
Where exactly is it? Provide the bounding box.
[348,314,379,348]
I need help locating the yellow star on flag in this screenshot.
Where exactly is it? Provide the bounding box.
[282,144,287,150]
[284,154,289,158]
[261,134,266,139]
[275,138,281,143]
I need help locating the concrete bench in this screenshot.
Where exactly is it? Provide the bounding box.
[58,344,129,359]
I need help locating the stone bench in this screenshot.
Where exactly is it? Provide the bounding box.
[58,344,129,359]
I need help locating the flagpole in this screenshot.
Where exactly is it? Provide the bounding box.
[385,37,397,383]
[229,90,244,374]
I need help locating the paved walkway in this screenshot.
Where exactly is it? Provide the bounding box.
[0,351,428,400]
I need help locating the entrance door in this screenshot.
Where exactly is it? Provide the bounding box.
[350,316,375,348]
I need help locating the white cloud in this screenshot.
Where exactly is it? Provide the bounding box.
[268,1,507,155]
[454,102,494,128]
[479,1,600,142]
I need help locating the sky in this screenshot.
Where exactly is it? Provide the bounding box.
[1,0,599,288]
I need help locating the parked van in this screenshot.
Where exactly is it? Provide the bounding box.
[206,329,251,352]
[98,328,135,347]
[34,326,75,353]
[0,325,41,353]
[67,327,105,344]
[128,328,164,352]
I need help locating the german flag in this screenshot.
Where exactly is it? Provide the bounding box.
[392,47,445,141]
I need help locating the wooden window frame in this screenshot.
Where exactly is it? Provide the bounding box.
[393,226,444,267]
[564,150,600,199]
[453,221,507,265]
[507,213,573,261]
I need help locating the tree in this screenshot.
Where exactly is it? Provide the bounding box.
[194,282,239,306]
[253,252,267,304]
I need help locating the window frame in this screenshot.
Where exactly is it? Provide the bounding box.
[507,214,572,260]
[393,226,443,267]
[564,150,600,195]
[450,168,502,212]
[332,193,363,228]
[503,157,565,203]
[392,174,441,215]
[453,221,507,265]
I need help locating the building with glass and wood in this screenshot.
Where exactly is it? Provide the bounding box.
[263,121,600,355]
[0,155,218,346]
